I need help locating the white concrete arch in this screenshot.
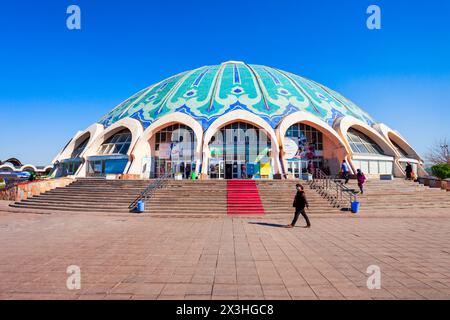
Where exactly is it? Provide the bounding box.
[53,123,105,178]
[334,116,401,175]
[20,165,38,172]
[277,111,350,176]
[78,118,143,177]
[201,110,282,177]
[83,118,143,159]
[373,123,425,177]
[373,123,421,160]
[277,111,348,148]
[127,112,204,176]
[54,123,104,163]
[0,163,16,172]
[2,158,23,167]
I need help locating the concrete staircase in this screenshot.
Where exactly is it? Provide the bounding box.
[145,180,228,216]
[345,178,450,213]
[10,178,150,212]
[9,178,340,216]
[256,180,343,215]
[10,177,448,216]
[148,180,342,217]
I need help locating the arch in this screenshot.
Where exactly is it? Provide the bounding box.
[70,132,91,158]
[2,158,22,167]
[20,165,37,173]
[373,123,425,177]
[373,123,421,160]
[83,118,143,159]
[277,111,350,176]
[43,165,53,175]
[334,116,401,175]
[77,118,143,177]
[201,110,282,177]
[334,116,397,157]
[0,163,16,172]
[128,112,203,176]
[53,123,104,163]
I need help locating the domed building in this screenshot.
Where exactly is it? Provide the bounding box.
[53,61,424,180]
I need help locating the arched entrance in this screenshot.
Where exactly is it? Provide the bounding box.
[283,123,326,177]
[207,121,273,179]
[86,129,132,176]
[334,116,401,176]
[149,124,198,179]
[278,112,349,178]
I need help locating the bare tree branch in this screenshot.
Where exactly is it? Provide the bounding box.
[425,138,449,165]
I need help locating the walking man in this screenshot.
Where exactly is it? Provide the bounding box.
[287,184,311,228]
[341,160,350,184]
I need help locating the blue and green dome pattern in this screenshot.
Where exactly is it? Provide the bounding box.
[99,61,376,130]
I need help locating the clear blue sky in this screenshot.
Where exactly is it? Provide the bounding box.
[1,0,449,165]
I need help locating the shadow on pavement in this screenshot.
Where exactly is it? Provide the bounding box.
[248,222,310,229]
[248,222,287,228]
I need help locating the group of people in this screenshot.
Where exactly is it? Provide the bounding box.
[341,160,366,194]
[288,160,418,228]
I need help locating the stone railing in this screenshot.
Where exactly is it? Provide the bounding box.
[417,177,450,192]
[0,177,74,201]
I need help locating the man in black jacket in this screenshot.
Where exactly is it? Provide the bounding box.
[287,184,311,228]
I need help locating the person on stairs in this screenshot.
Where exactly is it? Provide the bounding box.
[341,160,350,184]
[405,162,413,180]
[287,184,311,228]
[356,169,366,194]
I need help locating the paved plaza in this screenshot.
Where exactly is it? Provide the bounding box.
[0,206,449,300]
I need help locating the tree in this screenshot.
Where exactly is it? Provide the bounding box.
[425,138,450,165]
[431,164,450,180]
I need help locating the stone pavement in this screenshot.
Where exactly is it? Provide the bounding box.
[0,208,449,300]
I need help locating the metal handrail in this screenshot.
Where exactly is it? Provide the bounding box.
[129,173,171,211]
[309,168,358,210]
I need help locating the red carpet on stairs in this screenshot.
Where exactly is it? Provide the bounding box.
[227,180,265,215]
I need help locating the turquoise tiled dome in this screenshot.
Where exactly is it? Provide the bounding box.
[99,61,375,130]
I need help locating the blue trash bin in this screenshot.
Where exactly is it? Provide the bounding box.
[351,201,360,213]
[136,200,145,213]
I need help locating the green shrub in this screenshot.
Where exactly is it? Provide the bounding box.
[431,163,450,180]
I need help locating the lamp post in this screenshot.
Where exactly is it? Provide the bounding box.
[441,144,449,164]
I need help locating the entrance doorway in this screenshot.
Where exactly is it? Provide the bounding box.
[87,158,129,177]
[151,123,198,179]
[209,160,224,179]
[225,163,233,179]
[155,159,195,179]
[287,161,307,178]
[207,122,272,179]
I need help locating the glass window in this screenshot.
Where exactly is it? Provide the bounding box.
[347,128,384,155]
[285,123,324,152]
[210,122,271,165]
[369,161,379,174]
[97,129,132,155]
[356,143,369,154]
[71,136,89,158]
[360,160,369,174]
